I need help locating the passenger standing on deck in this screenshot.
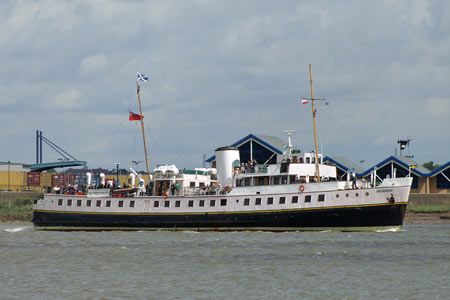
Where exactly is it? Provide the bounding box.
[351,173,357,189]
[170,183,175,196]
[175,182,180,195]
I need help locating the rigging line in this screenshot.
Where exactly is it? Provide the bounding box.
[288,103,302,133]
[127,123,140,164]
[98,115,127,167]
[320,102,385,157]
[138,85,194,166]
[119,122,140,167]
[147,109,194,166]
[147,127,170,166]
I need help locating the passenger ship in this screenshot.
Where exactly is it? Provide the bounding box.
[32,66,412,231]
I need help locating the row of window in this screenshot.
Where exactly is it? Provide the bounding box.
[58,198,135,208]
[56,192,370,209]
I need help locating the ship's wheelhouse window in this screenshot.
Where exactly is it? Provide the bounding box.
[318,194,325,202]
[190,182,195,188]
[306,157,310,163]
[312,157,315,164]
[210,199,216,207]
[118,200,124,208]
[164,200,170,207]
[188,200,194,207]
[289,175,296,184]
[77,200,82,207]
[292,196,298,203]
[130,200,135,208]
[244,198,250,206]
[220,199,227,206]
[58,199,63,206]
[267,197,273,205]
[279,197,286,204]
[199,200,205,207]
[304,195,311,203]
[300,157,304,163]
[244,178,251,186]
[96,200,101,207]
[255,198,262,205]
[199,182,205,188]
[87,200,92,207]
[106,200,111,207]
[273,177,280,185]
[175,200,181,207]
[67,199,72,206]
[154,201,159,208]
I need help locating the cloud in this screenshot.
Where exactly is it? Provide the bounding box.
[79,54,109,75]
[426,97,450,117]
[41,88,84,111]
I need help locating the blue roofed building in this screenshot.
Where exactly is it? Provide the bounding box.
[206,134,286,167]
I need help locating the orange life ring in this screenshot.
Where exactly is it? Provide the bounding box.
[299,184,305,192]
[163,193,168,199]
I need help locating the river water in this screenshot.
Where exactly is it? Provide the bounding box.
[0,225,448,300]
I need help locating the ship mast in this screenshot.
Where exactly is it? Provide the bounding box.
[136,82,151,182]
[302,64,325,183]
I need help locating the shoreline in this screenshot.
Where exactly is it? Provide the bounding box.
[1,211,449,227]
[403,211,450,226]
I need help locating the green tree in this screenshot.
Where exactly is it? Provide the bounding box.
[422,161,441,171]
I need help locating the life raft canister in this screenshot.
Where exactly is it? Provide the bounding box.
[299,184,305,192]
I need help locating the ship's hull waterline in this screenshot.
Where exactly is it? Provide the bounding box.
[33,202,407,232]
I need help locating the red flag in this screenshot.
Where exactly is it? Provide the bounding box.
[129,111,143,121]
[301,100,308,104]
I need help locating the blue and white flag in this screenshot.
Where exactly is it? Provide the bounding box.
[137,72,149,82]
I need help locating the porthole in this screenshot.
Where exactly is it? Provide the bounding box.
[345,193,349,197]
[336,194,339,198]
[365,192,369,196]
[355,193,359,197]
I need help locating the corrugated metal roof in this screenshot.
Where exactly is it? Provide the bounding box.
[324,156,365,175]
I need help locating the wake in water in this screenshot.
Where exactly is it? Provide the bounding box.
[3,226,33,233]
[375,227,404,233]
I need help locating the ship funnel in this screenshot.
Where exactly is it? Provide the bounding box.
[215,146,240,187]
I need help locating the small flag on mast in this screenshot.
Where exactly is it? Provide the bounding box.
[137,72,149,82]
[301,100,308,104]
[129,111,143,121]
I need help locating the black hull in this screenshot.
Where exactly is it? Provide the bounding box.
[33,203,407,231]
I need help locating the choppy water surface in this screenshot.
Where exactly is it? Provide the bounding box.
[0,226,449,300]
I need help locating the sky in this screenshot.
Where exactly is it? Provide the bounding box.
[1,0,449,172]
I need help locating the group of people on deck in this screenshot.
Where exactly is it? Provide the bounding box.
[240,159,258,174]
